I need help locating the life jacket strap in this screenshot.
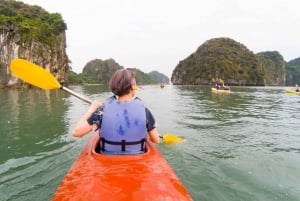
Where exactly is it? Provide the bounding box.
[100,138,146,152]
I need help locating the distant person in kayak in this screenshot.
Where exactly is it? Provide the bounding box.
[72,69,160,154]
[215,82,221,89]
[293,84,299,92]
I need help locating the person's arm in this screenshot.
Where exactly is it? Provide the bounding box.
[72,101,102,137]
[148,128,160,143]
[145,108,160,143]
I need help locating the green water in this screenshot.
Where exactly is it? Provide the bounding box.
[0,85,300,201]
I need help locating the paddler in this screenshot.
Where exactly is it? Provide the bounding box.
[72,69,160,154]
[293,84,299,92]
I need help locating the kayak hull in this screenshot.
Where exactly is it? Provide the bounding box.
[285,89,300,94]
[52,134,193,201]
[211,88,231,93]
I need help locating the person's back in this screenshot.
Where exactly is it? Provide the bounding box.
[72,68,160,155]
[100,96,147,154]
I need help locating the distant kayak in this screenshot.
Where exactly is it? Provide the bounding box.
[52,134,193,201]
[211,88,231,93]
[285,89,300,94]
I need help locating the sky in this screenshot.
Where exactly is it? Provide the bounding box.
[19,0,300,77]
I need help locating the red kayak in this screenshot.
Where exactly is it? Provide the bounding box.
[52,133,193,201]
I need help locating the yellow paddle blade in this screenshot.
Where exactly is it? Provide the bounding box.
[10,59,61,90]
[161,134,184,144]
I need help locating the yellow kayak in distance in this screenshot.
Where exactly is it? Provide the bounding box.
[285,89,300,94]
[211,88,231,93]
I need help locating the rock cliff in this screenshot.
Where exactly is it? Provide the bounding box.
[286,57,300,85]
[80,58,158,85]
[171,37,286,86]
[256,51,286,86]
[0,1,69,88]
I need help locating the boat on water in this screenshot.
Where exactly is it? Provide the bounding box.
[52,133,193,201]
[211,88,231,93]
[285,89,300,94]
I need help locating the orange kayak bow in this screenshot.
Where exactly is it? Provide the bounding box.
[52,134,193,201]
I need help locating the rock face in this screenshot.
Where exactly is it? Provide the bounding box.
[0,26,69,88]
[171,37,286,86]
[286,57,300,85]
[82,59,123,84]
[0,1,69,88]
[148,71,169,84]
[81,58,158,85]
[256,51,286,86]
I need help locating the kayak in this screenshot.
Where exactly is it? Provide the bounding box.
[285,89,300,94]
[211,88,231,93]
[52,133,193,201]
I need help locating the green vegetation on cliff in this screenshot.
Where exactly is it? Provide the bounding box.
[68,71,91,85]
[134,69,157,85]
[171,37,286,86]
[256,51,285,86]
[82,59,122,85]
[0,0,67,45]
[148,71,169,84]
[286,58,300,86]
[70,58,160,85]
[1,0,69,88]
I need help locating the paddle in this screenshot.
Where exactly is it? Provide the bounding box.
[10,58,184,144]
[10,58,92,104]
[160,134,184,144]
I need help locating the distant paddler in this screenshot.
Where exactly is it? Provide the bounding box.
[292,84,299,92]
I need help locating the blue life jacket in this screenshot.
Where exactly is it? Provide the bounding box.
[100,96,147,154]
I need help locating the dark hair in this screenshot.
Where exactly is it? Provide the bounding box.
[109,69,136,96]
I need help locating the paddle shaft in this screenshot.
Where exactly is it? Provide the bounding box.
[64,87,176,142]
[63,86,174,141]
[62,86,92,104]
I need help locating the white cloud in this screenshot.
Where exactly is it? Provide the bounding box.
[19,0,300,77]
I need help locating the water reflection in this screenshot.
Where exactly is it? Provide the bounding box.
[1,85,300,201]
[168,86,300,158]
[1,89,71,162]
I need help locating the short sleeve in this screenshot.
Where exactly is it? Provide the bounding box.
[145,107,156,132]
[87,107,104,129]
